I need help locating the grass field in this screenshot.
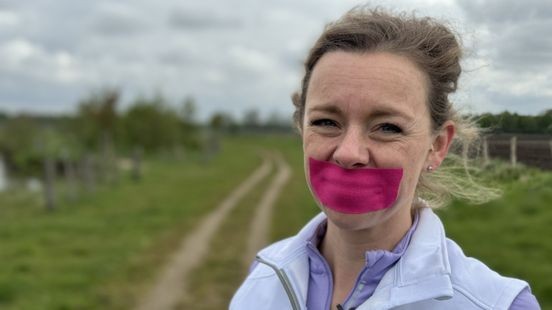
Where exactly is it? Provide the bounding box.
[0,134,550,309]
[0,136,263,309]
[442,163,552,305]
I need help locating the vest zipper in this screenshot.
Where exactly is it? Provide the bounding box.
[255,256,301,310]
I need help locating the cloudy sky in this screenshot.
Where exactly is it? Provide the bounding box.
[0,0,550,121]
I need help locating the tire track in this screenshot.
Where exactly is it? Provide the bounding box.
[135,157,272,310]
[243,153,292,268]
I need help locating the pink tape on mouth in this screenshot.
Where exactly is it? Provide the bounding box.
[308,157,403,214]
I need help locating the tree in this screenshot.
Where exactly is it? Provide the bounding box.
[74,88,120,150]
[122,95,182,152]
[0,116,41,174]
[209,111,237,133]
[0,116,73,176]
[477,113,497,130]
[538,109,552,133]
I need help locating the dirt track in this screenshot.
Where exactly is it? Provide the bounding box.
[135,153,291,310]
[243,153,291,267]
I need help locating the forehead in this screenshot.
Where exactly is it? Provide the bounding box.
[306,51,429,118]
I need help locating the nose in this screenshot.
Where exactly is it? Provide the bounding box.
[332,126,370,169]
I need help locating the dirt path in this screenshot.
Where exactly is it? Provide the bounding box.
[135,157,272,310]
[243,153,292,267]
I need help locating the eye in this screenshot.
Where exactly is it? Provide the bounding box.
[310,118,338,128]
[378,123,402,134]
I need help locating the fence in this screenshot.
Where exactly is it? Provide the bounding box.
[482,134,552,170]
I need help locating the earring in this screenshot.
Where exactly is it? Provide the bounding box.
[427,165,434,172]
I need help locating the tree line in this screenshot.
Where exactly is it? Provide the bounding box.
[0,89,202,177]
[0,89,293,178]
[476,110,552,134]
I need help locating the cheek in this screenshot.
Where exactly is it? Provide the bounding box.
[373,142,426,190]
[395,146,427,196]
[302,131,336,159]
[370,141,410,168]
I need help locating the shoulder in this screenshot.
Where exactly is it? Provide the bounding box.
[406,208,533,309]
[230,261,290,309]
[231,214,326,309]
[230,236,305,310]
[445,237,530,309]
[254,212,326,265]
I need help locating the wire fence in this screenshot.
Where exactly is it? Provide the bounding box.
[483,134,552,170]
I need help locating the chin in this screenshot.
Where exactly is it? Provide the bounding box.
[322,206,397,231]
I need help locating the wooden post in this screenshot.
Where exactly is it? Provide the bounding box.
[510,136,517,167]
[482,137,489,166]
[0,154,7,191]
[43,157,56,211]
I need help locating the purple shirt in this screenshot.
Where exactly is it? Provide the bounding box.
[510,287,540,310]
[305,213,540,310]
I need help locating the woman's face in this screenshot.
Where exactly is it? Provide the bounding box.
[302,51,444,231]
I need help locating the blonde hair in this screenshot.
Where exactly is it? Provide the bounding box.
[416,111,501,208]
[293,6,500,208]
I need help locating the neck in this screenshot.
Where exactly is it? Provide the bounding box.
[320,206,413,275]
[320,205,415,308]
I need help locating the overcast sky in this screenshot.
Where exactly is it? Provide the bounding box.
[0,0,550,121]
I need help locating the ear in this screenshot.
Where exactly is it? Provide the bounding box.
[427,120,455,169]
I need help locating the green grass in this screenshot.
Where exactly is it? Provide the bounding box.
[0,136,263,310]
[438,162,552,307]
[269,136,319,242]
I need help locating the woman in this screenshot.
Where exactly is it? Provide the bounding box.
[231,7,540,310]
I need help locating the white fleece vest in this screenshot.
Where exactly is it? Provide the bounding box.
[230,208,528,310]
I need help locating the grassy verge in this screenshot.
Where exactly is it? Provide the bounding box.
[268,135,319,242]
[0,136,262,310]
[438,162,552,308]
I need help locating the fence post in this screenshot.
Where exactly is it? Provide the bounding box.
[510,136,517,167]
[0,154,7,191]
[43,156,56,211]
[482,137,489,166]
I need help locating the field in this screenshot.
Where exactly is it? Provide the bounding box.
[0,135,551,309]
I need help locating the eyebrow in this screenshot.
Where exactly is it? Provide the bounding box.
[307,104,341,115]
[307,103,415,121]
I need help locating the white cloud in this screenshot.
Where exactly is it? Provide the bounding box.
[0,38,82,85]
[228,46,278,74]
[0,9,19,26]
[0,0,550,118]
[1,38,38,65]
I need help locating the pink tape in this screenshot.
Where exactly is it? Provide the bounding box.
[308,157,403,214]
